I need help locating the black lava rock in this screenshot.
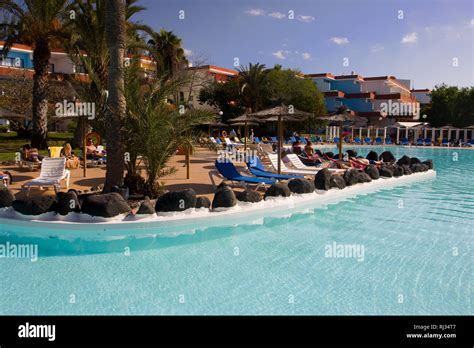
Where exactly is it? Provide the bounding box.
[314,168,332,190]
[212,186,237,209]
[343,168,371,186]
[136,197,155,215]
[55,191,81,215]
[82,192,131,218]
[0,186,15,208]
[402,165,413,175]
[379,166,394,177]
[411,163,429,173]
[410,157,421,165]
[365,165,380,180]
[422,160,433,170]
[196,196,211,209]
[324,152,334,159]
[330,175,346,189]
[155,189,197,212]
[366,151,379,161]
[288,178,315,194]
[235,189,262,203]
[379,151,396,163]
[12,196,57,216]
[346,149,357,158]
[393,165,404,177]
[397,155,411,166]
[264,183,291,199]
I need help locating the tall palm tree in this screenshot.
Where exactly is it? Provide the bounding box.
[148,29,188,82]
[0,0,68,149]
[238,62,269,112]
[64,0,151,147]
[103,0,127,192]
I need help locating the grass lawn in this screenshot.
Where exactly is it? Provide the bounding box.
[0,131,76,161]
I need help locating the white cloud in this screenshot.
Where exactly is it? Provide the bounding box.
[330,37,349,45]
[470,18,474,27]
[401,32,418,44]
[273,50,287,60]
[297,15,315,22]
[183,48,193,57]
[301,52,311,60]
[370,44,384,53]
[245,9,265,16]
[269,12,286,19]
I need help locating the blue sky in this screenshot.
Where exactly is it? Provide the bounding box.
[136,0,474,89]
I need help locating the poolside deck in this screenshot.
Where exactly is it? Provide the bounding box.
[0,147,225,200]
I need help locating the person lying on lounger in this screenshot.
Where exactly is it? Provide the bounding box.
[21,144,43,162]
[86,139,105,159]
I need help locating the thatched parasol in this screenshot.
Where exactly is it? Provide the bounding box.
[249,105,313,173]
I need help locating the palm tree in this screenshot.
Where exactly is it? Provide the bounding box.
[0,0,68,149]
[238,62,269,112]
[148,29,188,82]
[103,0,127,192]
[64,0,151,147]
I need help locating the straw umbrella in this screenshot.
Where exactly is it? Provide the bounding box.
[201,120,227,137]
[228,113,262,150]
[317,107,367,160]
[249,105,313,174]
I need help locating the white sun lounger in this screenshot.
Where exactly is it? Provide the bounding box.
[286,154,345,173]
[267,153,321,175]
[224,137,242,147]
[23,157,70,197]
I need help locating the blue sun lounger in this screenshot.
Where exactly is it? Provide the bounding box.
[375,137,383,145]
[385,137,393,145]
[424,138,432,146]
[247,156,303,180]
[354,137,362,144]
[215,160,276,186]
[401,137,409,145]
[364,137,372,145]
[416,138,424,145]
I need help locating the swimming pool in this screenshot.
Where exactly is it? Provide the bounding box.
[0,146,472,315]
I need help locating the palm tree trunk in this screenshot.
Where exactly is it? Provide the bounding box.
[31,39,50,149]
[103,0,127,192]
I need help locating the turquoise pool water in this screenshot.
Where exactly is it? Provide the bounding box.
[0,146,472,315]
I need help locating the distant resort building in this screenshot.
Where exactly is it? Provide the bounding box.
[304,73,431,126]
[177,65,239,110]
[1,41,432,128]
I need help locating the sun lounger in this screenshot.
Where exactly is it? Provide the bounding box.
[334,137,340,143]
[416,138,424,146]
[215,160,276,188]
[385,137,393,145]
[286,154,345,174]
[22,157,70,197]
[400,138,409,145]
[424,138,432,146]
[354,137,362,145]
[247,156,303,180]
[224,137,242,148]
[375,137,383,145]
[364,137,372,145]
[441,138,449,146]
